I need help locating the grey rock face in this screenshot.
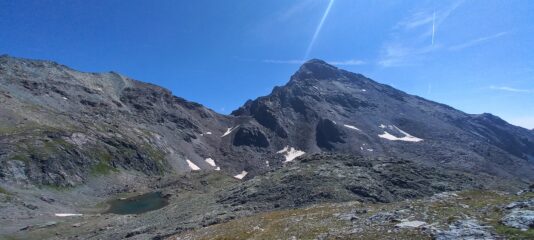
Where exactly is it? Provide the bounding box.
[435,220,495,240]
[232,127,269,148]
[316,119,346,150]
[501,210,534,231]
[233,59,534,184]
[505,199,534,210]
[216,154,485,212]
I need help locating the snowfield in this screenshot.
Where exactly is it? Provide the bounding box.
[277,146,305,162]
[205,158,216,167]
[234,171,248,179]
[55,213,83,217]
[343,124,360,131]
[221,126,238,137]
[205,158,220,171]
[186,159,201,171]
[378,125,423,142]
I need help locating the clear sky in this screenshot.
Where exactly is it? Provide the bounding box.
[1,0,533,129]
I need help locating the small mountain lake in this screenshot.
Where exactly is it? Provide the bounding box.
[105,192,169,215]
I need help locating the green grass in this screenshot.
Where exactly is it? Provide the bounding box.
[142,144,166,174]
[92,148,113,162]
[0,235,23,240]
[0,121,65,136]
[89,147,119,175]
[13,134,76,162]
[10,154,29,162]
[90,160,118,175]
[0,186,10,195]
[495,224,534,240]
[42,184,71,192]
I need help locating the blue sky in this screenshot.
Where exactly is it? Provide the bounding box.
[1,0,533,129]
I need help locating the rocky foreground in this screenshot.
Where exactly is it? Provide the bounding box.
[1,155,532,239]
[170,189,534,240]
[5,181,532,239]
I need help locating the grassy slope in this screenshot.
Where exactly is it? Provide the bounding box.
[171,190,534,240]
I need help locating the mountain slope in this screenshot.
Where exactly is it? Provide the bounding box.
[0,55,243,186]
[232,59,534,182]
[0,56,533,188]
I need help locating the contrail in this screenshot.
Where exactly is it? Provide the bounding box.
[431,11,435,46]
[304,0,335,60]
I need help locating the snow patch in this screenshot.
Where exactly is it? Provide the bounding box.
[55,213,83,217]
[277,146,305,162]
[378,125,423,142]
[234,171,248,179]
[215,167,221,171]
[367,149,374,152]
[186,159,201,171]
[201,131,213,136]
[379,124,387,129]
[379,131,400,140]
[343,124,360,131]
[221,126,238,137]
[277,146,289,154]
[205,158,216,167]
[362,89,367,92]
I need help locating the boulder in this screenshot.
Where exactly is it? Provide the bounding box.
[501,210,534,231]
[435,220,494,240]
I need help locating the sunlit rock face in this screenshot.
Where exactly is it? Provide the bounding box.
[1,55,534,187]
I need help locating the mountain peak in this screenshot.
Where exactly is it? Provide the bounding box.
[293,59,341,81]
[302,58,330,66]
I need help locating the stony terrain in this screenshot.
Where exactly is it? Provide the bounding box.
[171,189,534,240]
[1,55,534,239]
[1,154,505,239]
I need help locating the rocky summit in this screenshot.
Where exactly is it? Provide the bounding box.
[1,55,534,239]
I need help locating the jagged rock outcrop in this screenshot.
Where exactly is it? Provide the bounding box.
[217,154,488,211]
[232,127,269,148]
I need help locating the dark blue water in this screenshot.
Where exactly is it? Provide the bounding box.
[105,192,169,215]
